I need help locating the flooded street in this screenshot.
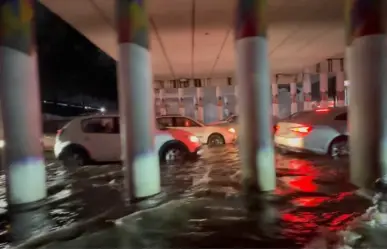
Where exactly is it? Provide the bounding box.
[0,146,370,248]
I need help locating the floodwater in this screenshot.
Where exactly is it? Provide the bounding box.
[0,146,370,248]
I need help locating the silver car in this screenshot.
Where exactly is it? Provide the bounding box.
[274,107,348,158]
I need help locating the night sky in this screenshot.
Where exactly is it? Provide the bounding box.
[36,4,118,104]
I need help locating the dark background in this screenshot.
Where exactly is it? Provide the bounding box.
[36,4,117,105]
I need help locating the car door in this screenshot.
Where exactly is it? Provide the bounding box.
[81,117,120,162]
[173,117,205,143]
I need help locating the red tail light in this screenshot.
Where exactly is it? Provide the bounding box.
[273,125,279,133]
[315,108,329,113]
[289,126,312,134]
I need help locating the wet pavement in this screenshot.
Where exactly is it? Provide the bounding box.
[0,146,370,248]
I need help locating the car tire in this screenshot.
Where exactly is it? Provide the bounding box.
[61,146,90,167]
[329,136,349,159]
[207,133,225,146]
[160,143,188,164]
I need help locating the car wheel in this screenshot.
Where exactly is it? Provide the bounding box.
[62,148,89,167]
[162,144,188,163]
[207,133,225,146]
[329,137,349,159]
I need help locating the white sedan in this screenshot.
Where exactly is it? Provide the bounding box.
[156,115,237,146]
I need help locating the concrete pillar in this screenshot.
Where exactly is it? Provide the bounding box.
[290,82,298,114]
[216,86,224,120]
[303,72,312,111]
[116,0,160,200]
[346,0,387,190]
[0,0,46,208]
[177,88,185,116]
[196,87,204,122]
[234,85,239,115]
[235,0,276,192]
[159,89,167,115]
[336,71,345,107]
[271,79,279,118]
[319,72,329,108]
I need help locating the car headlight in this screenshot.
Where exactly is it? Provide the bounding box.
[189,136,199,143]
[0,140,5,149]
[228,128,236,133]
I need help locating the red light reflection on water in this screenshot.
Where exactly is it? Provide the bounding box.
[292,197,329,207]
[288,176,317,192]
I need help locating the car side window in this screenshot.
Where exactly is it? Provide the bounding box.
[157,117,173,127]
[334,112,347,121]
[175,117,200,127]
[82,117,117,134]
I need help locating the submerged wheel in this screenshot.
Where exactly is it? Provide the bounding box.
[60,146,90,167]
[329,136,349,159]
[207,133,225,146]
[160,143,188,163]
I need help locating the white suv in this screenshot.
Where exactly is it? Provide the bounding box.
[156,115,237,146]
[54,114,203,166]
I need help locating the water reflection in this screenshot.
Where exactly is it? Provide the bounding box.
[0,146,371,248]
[9,206,51,245]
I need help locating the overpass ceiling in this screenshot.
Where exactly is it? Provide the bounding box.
[41,0,345,80]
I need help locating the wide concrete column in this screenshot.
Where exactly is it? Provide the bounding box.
[235,0,276,192]
[0,0,46,208]
[216,86,224,120]
[302,71,312,111]
[234,85,239,115]
[346,0,387,190]
[319,72,329,108]
[177,88,185,116]
[196,87,204,122]
[158,89,167,115]
[290,82,298,114]
[271,78,279,118]
[336,70,345,107]
[116,0,161,201]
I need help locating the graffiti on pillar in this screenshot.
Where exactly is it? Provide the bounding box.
[117,0,149,49]
[320,91,328,101]
[272,94,278,104]
[217,96,223,106]
[337,91,345,101]
[345,0,384,46]
[304,92,312,102]
[235,0,267,39]
[0,0,35,54]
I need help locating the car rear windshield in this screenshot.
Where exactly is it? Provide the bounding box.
[287,111,314,120]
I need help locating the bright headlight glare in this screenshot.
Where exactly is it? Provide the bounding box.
[0,140,5,148]
[189,136,199,143]
[228,128,236,133]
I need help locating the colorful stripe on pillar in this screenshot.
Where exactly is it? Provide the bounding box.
[304,92,312,102]
[0,0,35,54]
[337,91,345,101]
[116,0,149,48]
[235,0,267,40]
[345,0,385,46]
[272,94,278,104]
[217,96,223,106]
[320,91,328,101]
[291,94,297,103]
